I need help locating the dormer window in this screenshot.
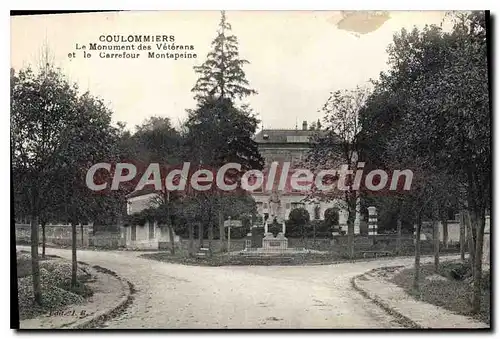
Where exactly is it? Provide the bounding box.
[263,134,269,140]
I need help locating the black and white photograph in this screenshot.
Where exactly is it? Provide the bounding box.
[10,9,491,330]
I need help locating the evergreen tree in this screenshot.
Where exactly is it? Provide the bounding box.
[191,11,257,102]
[186,11,263,253]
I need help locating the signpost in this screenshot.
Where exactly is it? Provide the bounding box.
[224,217,242,254]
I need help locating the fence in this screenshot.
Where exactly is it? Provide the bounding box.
[89,231,125,248]
[16,223,461,255]
[15,224,124,248]
[163,239,247,252]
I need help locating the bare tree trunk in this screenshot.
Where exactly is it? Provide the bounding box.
[347,205,356,259]
[188,223,194,257]
[413,213,422,291]
[198,222,203,248]
[313,222,316,247]
[168,225,175,255]
[347,222,354,259]
[41,222,46,259]
[442,219,449,249]
[304,222,309,249]
[208,220,214,257]
[396,218,402,255]
[31,215,42,304]
[432,202,440,272]
[471,210,486,314]
[466,211,476,277]
[218,210,226,252]
[165,191,175,255]
[71,221,77,287]
[433,219,440,273]
[460,211,466,261]
[80,224,84,247]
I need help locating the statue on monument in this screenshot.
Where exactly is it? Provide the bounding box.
[268,190,283,223]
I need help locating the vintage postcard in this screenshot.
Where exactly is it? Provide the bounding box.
[11,10,491,329]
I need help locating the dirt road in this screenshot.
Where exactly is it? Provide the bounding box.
[17,247,447,329]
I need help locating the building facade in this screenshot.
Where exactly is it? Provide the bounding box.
[252,121,360,234]
[125,191,180,249]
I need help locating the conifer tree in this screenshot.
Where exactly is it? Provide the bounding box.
[191,11,257,102]
[187,11,263,253]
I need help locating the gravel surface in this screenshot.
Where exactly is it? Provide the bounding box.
[17,246,454,329]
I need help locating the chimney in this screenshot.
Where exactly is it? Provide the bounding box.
[302,121,308,130]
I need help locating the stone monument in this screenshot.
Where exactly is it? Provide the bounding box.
[266,190,286,235]
[260,190,288,251]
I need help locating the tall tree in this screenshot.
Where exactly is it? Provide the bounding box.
[191,11,257,102]
[56,91,119,286]
[306,86,369,259]
[397,12,489,313]
[187,11,263,254]
[12,61,120,295]
[127,116,186,254]
[11,64,80,303]
[359,11,490,312]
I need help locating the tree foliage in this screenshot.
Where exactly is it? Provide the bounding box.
[191,11,257,102]
[306,86,368,258]
[358,11,490,312]
[11,62,121,298]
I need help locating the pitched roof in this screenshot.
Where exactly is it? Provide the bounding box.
[254,128,326,144]
[126,186,158,199]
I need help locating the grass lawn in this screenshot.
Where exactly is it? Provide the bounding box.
[390,260,490,325]
[141,247,462,267]
[140,250,349,266]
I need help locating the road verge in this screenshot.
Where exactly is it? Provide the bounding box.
[352,266,489,329]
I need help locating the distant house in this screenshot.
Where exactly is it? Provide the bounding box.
[125,189,179,250]
[253,121,361,233]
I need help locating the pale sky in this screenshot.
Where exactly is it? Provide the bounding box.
[11,11,452,131]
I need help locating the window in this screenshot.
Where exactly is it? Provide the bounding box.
[286,136,310,143]
[149,222,155,239]
[131,225,136,241]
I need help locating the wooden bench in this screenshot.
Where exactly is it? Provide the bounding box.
[361,250,392,258]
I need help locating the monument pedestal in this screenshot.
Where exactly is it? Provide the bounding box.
[262,232,288,251]
[250,226,264,248]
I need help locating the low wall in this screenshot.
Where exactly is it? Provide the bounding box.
[17,224,462,254]
[89,231,125,248]
[15,223,93,247]
[288,238,332,251]
[15,224,124,249]
[296,234,455,253]
[175,236,419,253]
[170,239,247,252]
[127,239,159,250]
[163,236,425,253]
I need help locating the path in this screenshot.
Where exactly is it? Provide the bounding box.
[17,247,457,329]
